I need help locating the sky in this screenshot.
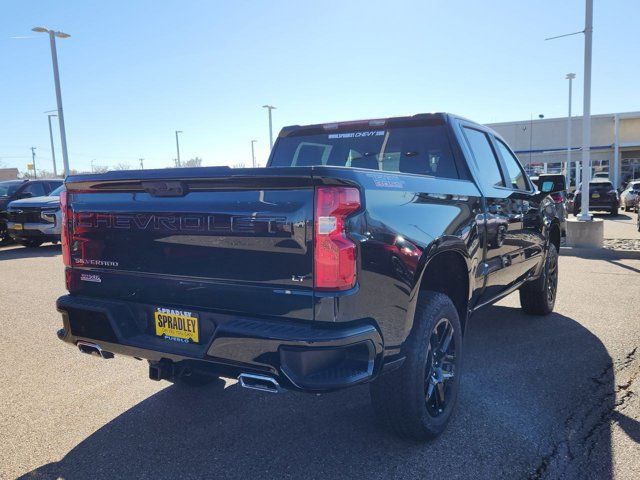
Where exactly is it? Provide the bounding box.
[1,0,639,174]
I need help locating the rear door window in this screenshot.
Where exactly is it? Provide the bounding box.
[462,127,504,189]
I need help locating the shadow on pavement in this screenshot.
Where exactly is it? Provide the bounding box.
[560,246,640,261]
[20,306,627,480]
[0,244,60,261]
[593,213,634,222]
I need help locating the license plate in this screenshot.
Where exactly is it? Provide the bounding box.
[592,193,600,199]
[13,224,23,230]
[154,307,199,343]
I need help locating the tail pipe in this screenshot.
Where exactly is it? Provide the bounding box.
[76,340,114,359]
[238,373,282,393]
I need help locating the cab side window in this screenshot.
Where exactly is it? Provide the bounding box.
[462,127,504,189]
[494,139,529,191]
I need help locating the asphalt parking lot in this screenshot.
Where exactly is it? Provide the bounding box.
[1,214,639,480]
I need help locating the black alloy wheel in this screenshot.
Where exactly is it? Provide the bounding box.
[425,317,456,417]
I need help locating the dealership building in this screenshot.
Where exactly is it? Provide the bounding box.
[487,111,640,188]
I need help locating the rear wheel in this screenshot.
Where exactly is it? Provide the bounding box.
[519,243,558,315]
[370,291,462,440]
[19,240,43,248]
[610,205,618,216]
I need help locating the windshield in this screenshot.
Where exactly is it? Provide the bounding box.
[49,185,65,196]
[269,124,459,179]
[0,181,22,197]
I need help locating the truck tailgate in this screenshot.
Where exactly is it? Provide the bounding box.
[64,169,315,320]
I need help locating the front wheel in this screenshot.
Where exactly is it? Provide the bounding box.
[370,291,462,440]
[519,243,558,315]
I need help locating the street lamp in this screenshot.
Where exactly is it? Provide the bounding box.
[32,27,70,177]
[44,110,58,177]
[175,130,183,167]
[526,114,544,174]
[251,140,257,168]
[566,73,576,189]
[262,105,276,150]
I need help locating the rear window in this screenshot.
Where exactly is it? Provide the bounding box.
[590,181,613,189]
[269,124,459,179]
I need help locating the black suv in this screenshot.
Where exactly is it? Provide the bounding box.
[0,179,63,243]
[573,179,619,216]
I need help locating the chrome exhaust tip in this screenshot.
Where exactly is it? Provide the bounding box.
[238,373,281,393]
[76,340,114,359]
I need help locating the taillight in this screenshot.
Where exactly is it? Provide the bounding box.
[550,192,564,203]
[314,186,361,291]
[60,189,71,268]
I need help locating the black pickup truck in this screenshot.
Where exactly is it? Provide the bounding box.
[56,113,562,439]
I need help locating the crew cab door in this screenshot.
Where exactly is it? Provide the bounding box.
[456,123,525,303]
[490,136,545,280]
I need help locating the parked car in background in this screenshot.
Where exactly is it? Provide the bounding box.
[0,179,63,243]
[593,172,610,180]
[531,174,568,236]
[573,179,619,216]
[55,112,564,440]
[620,181,640,212]
[6,185,65,248]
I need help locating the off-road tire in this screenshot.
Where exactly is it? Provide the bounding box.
[370,291,462,440]
[519,243,558,315]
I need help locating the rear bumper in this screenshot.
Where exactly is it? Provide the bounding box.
[56,295,384,392]
[573,198,618,210]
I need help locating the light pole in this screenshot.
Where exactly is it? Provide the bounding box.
[251,140,257,168]
[32,27,70,177]
[527,114,544,174]
[30,147,37,179]
[175,130,183,167]
[262,105,276,150]
[46,112,58,177]
[566,73,576,189]
[139,158,144,170]
[578,0,593,221]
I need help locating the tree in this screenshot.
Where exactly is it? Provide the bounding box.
[113,163,131,171]
[92,165,109,174]
[183,157,202,168]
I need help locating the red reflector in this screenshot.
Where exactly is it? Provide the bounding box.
[60,190,71,268]
[314,187,361,291]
